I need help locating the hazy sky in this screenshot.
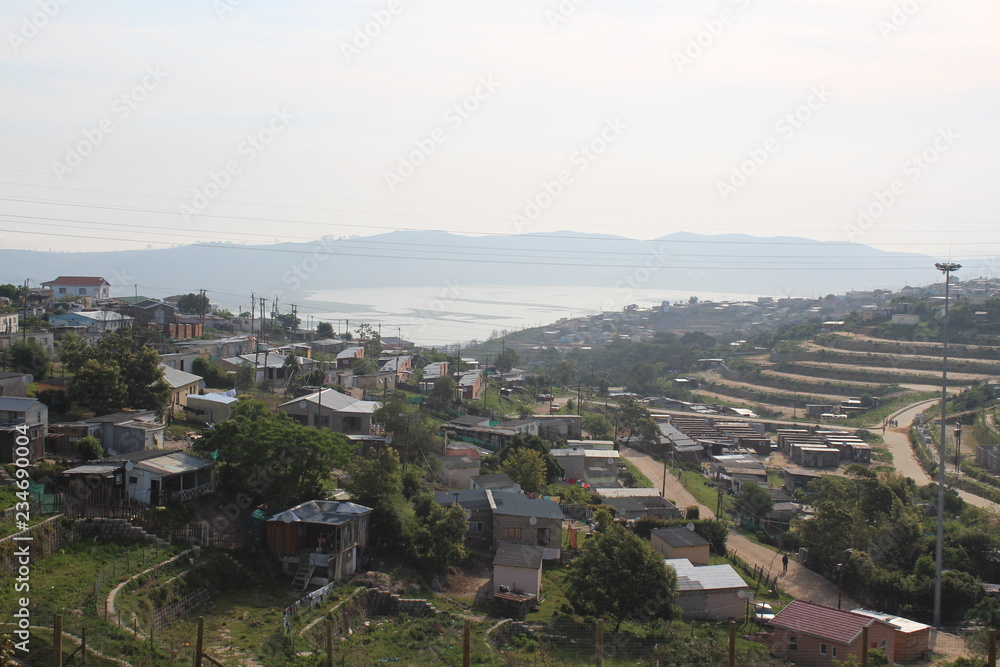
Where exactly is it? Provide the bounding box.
[2,0,998,259]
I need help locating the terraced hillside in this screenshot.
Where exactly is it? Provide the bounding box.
[691,332,1000,424]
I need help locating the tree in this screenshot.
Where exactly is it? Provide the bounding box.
[176,293,210,315]
[355,323,382,358]
[276,313,300,331]
[343,447,412,552]
[235,361,256,390]
[195,398,354,511]
[75,436,103,460]
[491,435,563,485]
[430,375,457,405]
[495,347,520,373]
[553,359,576,386]
[582,413,612,440]
[7,338,51,380]
[501,448,547,494]
[413,494,468,571]
[316,321,334,338]
[735,483,773,528]
[192,357,232,389]
[615,397,659,444]
[566,509,677,631]
[63,330,170,415]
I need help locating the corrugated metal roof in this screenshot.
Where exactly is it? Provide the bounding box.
[160,364,203,389]
[664,559,747,592]
[494,543,544,569]
[267,500,372,525]
[651,526,710,548]
[134,452,215,475]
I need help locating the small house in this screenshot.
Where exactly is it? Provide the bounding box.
[267,500,373,591]
[850,609,930,662]
[768,599,897,666]
[184,393,239,424]
[493,543,544,597]
[160,364,204,415]
[665,558,749,621]
[650,526,710,565]
[440,455,480,489]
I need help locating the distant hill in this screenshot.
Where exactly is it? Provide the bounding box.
[0,230,964,301]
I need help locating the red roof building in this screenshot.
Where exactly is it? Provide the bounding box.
[41,277,111,300]
[767,599,897,665]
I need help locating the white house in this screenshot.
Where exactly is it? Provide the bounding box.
[50,310,134,332]
[42,276,111,300]
[160,364,204,415]
[665,558,749,621]
[121,450,216,505]
[493,543,544,597]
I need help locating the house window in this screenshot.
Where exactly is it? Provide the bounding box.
[58,287,66,295]
[788,637,797,652]
[79,288,87,295]
[820,644,826,655]
[880,640,887,650]
[470,522,483,533]
[507,527,522,539]
[831,647,837,658]
[128,476,137,485]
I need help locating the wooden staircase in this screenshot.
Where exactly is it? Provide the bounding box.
[291,551,316,593]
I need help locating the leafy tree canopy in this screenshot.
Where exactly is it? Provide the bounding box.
[566,508,678,631]
[195,398,354,512]
[62,330,169,415]
[316,321,334,338]
[501,448,547,494]
[176,292,210,315]
[6,338,51,380]
[75,436,104,460]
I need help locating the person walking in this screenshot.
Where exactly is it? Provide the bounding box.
[782,553,789,573]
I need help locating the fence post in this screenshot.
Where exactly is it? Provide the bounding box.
[82,626,87,665]
[327,618,334,667]
[861,626,869,667]
[728,620,736,667]
[462,619,471,667]
[195,616,204,667]
[596,619,604,667]
[989,629,997,667]
[54,614,63,667]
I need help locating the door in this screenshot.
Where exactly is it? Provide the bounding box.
[150,479,160,506]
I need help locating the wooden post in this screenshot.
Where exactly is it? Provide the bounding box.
[462,619,471,667]
[327,618,334,667]
[728,620,736,667]
[54,614,63,667]
[989,630,997,667]
[194,616,204,667]
[861,626,869,667]
[82,627,87,665]
[596,619,604,667]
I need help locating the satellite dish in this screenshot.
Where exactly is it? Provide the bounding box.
[534,420,541,428]
[384,435,393,445]
[737,589,746,599]
[465,510,472,520]
[686,522,695,531]
[617,507,626,516]
[298,400,307,410]
[607,458,615,465]
[529,516,537,525]
[124,461,135,471]
[512,483,522,493]
[24,374,34,384]
[747,591,755,602]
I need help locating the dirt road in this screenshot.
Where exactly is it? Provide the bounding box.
[621,447,859,609]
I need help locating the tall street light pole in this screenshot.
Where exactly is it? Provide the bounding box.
[933,261,960,628]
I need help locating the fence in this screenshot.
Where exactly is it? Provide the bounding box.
[728,549,781,598]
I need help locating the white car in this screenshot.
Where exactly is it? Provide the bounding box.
[752,602,775,625]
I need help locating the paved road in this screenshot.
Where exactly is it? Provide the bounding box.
[621,447,859,610]
[881,399,1000,511]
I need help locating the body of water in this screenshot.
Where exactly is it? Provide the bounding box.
[302,284,763,347]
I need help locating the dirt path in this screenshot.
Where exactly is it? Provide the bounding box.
[620,448,859,609]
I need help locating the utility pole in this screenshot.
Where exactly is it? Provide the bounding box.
[933,261,960,628]
[291,304,298,336]
[198,288,207,332]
